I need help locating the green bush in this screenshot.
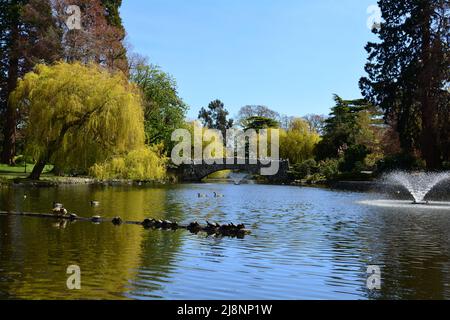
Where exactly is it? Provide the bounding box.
[291,159,318,180]
[318,158,341,180]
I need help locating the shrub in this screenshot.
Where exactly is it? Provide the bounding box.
[291,159,318,180]
[318,158,341,180]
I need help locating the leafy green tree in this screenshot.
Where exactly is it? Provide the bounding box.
[243,116,280,132]
[236,105,280,127]
[280,118,321,164]
[315,95,380,161]
[198,99,234,136]
[339,144,370,173]
[10,62,147,180]
[130,63,188,152]
[360,0,450,169]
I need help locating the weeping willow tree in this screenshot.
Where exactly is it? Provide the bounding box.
[10,62,163,180]
[280,118,321,165]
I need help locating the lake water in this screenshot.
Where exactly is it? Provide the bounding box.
[0,183,449,300]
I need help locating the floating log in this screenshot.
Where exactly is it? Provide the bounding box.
[0,211,251,238]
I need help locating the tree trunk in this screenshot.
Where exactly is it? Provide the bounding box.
[419,6,442,170]
[1,22,19,165]
[28,125,68,180]
[28,158,47,181]
[421,113,442,170]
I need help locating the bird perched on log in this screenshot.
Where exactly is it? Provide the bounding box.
[187,221,202,233]
[91,215,102,223]
[112,217,123,226]
[204,221,219,234]
[142,218,156,229]
[53,202,63,209]
[52,202,68,216]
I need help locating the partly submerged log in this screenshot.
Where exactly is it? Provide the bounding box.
[0,211,251,238]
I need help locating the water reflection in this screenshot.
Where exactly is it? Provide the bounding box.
[0,186,184,299]
[0,184,450,299]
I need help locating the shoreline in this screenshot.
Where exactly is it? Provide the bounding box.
[0,176,171,188]
[0,176,385,190]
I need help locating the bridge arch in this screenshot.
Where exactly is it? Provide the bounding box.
[177,158,290,183]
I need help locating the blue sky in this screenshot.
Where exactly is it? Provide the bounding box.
[122,0,378,120]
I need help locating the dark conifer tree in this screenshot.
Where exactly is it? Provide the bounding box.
[0,0,62,164]
[360,0,450,169]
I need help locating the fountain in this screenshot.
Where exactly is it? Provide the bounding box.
[386,171,450,204]
[229,172,249,185]
[359,171,450,211]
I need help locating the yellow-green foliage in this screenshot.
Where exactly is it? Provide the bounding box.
[184,120,226,159]
[10,62,150,175]
[280,118,321,164]
[207,170,232,179]
[90,145,168,180]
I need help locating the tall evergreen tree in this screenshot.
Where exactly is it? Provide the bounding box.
[360,0,450,169]
[198,99,234,137]
[0,0,62,164]
[0,0,26,164]
[315,95,380,161]
[100,0,128,73]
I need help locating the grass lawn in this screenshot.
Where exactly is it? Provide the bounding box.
[0,163,54,181]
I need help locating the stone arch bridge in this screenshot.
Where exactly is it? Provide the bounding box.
[176,158,290,183]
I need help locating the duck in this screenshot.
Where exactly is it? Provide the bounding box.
[153,219,164,228]
[52,205,68,216]
[204,221,219,234]
[198,193,208,198]
[90,201,100,207]
[236,223,246,230]
[142,218,155,229]
[161,220,172,229]
[53,202,63,209]
[206,221,220,228]
[91,215,102,223]
[169,221,179,230]
[213,192,224,198]
[112,217,123,226]
[187,221,202,233]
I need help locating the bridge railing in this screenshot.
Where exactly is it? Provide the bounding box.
[184,158,287,165]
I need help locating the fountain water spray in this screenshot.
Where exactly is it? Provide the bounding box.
[229,172,248,185]
[386,171,450,204]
